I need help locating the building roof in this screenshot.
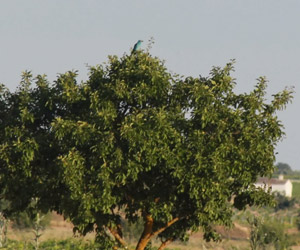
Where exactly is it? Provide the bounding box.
[256,177,289,185]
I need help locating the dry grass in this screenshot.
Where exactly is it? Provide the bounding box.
[6,212,95,243]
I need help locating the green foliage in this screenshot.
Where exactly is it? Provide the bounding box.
[40,238,101,250]
[295,209,300,231]
[273,193,296,211]
[248,216,292,250]
[275,163,293,175]
[260,220,292,250]
[248,216,262,250]
[0,238,100,250]
[0,49,293,249]
[0,239,29,250]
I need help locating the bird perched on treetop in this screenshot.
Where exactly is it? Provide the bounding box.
[131,40,143,54]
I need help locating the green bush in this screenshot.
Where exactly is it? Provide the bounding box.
[248,216,293,250]
[39,239,99,250]
[274,192,296,211]
[0,239,101,250]
[295,209,300,231]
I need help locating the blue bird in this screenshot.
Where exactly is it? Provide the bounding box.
[132,40,143,53]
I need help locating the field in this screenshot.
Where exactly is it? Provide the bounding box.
[293,182,300,198]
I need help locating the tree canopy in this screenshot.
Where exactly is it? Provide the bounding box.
[0,50,293,250]
[275,162,293,175]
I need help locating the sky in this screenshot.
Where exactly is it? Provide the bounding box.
[0,0,299,169]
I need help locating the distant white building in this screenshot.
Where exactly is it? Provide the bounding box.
[255,175,293,197]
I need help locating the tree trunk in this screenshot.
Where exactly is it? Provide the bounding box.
[135,215,180,250]
[135,214,153,250]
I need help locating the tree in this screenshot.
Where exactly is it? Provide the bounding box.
[275,162,293,175]
[0,50,293,250]
[248,216,262,250]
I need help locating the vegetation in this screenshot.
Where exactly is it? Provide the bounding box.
[1,201,300,249]
[11,211,51,230]
[274,162,293,175]
[273,193,296,212]
[0,47,293,250]
[292,182,300,198]
[273,162,300,180]
[248,215,293,250]
[0,238,100,250]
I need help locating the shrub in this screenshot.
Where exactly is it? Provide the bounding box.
[274,192,296,211]
[248,216,292,250]
[0,239,101,250]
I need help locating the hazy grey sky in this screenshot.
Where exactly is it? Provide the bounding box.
[1,0,299,169]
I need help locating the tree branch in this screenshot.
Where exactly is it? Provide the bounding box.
[158,238,174,250]
[108,227,128,249]
[151,217,180,237]
[136,215,180,250]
